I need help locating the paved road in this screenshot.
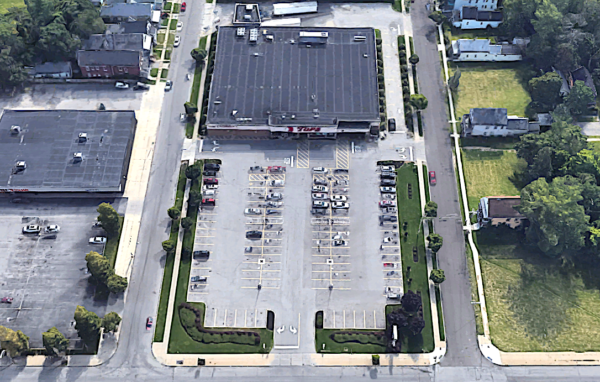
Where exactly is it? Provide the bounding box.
[410,0,482,367]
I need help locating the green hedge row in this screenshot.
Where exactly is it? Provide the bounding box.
[330,332,387,346]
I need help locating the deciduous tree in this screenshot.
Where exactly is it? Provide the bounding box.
[42,326,69,355]
[85,251,111,284]
[409,54,419,65]
[74,305,101,346]
[529,72,563,109]
[185,162,202,180]
[424,201,438,218]
[184,101,198,116]
[106,274,127,294]
[102,312,122,333]
[429,269,446,284]
[565,80,595,116]
[400,290,422,313]
[162,239,176,253]
[181,216,194,231]
[97,203,120,237]
[168,206,181,220]
[410,94,428,111]
[427,233,444,253]
[0,325,29,357]
[191,47,207,62]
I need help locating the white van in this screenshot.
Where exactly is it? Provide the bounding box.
[203,189,215,197]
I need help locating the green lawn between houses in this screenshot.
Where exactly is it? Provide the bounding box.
[0,0,24,13]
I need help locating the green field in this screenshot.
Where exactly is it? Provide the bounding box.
[461,149,525,209]
[450,63,532,119]
[477,227,600,352]
[0,0,24,13]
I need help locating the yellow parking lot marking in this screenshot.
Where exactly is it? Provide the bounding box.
[241,277,280,280]
[312,246,351,249]
[343,310,346,328]
[312,287,351,290]
[312,262,350,265]
[311,278,352,281]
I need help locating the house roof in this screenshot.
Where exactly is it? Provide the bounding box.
[107,20,152,34]
[462,6,478,19]
[77,50,141,66]
[100,3,152,19]
[487,197,523,218]
[506,117,529,131]
[537,113,553,126]
[469,108,508,126]
[571,66,598,97]
[455,39,490,53]
[34,62,72,74]
[478,10,503,21]
[84,33,146,51]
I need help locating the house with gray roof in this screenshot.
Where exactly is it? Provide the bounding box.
[83,33,152,52]
[461,108,539,137]
[31,62,72,79]
[450,39,522,62]
[100,3,152,23]
[452,6,502,30]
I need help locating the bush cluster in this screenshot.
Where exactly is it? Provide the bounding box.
[330,331,387,346]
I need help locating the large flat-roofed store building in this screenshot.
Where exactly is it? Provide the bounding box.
[207,26,381,139]
[0,110,137,193]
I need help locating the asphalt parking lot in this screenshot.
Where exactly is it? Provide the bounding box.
[0,198,123,347]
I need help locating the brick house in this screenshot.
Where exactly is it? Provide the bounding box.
[77,50,142,78]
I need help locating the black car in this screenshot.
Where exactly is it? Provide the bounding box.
[380,172,397,180]
[379,215,398,222]
[314,178,327,186]
[203,170,217,177]
[266,209,279,215]
[204,163,220,171]
[388,118,396,132]
[193,250,210,259]
[334,169,349,174]
[381,179,396,186]
[246,230,262,239]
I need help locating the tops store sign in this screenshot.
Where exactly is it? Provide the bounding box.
[270,126,337,133]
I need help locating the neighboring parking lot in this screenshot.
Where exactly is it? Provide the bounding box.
[0,198,121,347]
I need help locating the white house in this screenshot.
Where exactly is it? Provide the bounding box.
[450,39,522,62]
[461,108,538,137]
[32,62,73,79]
[452,0,498,12]
[476,196,525,229]
[452,6,502,29]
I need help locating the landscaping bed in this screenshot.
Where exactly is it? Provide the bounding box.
[185,35,208,138]
[398,36,413,133]
[375,29,386,131]
[199,31,218,137]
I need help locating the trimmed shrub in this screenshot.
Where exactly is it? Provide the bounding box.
[402,85,410,94]
[399,50,406,58]
[377,74,384,82]
[401,64,408,72]
[402,79,409,86]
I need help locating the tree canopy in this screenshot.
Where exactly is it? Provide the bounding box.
[102,312,122,333]
[97,203,120,237]
[74,305,101,346]
[0,326,29,357]
[42,326,69,355]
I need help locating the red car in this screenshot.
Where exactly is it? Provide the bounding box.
[267,166,286,173]
[379,200,397,207]
[201,198,215,206]
[429,171,437,185]
[181,2,186,11]
[203,178,218,185]
[1,297,13,304]
[146,317,153,330]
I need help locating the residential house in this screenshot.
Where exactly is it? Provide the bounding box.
[555,66,598,99]
[452,6,502,29]
[106,20,157,43]
[450,39,522,62]
[476,196,525,229]
[31,62,72,79]
[83,32,153,52]
[77,50,142,78]
[461,108,539,137]
[100,3,152,23]
[449,0,498,11]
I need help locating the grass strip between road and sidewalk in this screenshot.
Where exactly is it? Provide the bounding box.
[105,216,124,270]
[185,36,208,138]
[154,163,188,342]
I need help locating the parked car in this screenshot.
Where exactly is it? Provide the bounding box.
[266,192,283,200]
[334,168,349,174]
[1,297,13,304]
[380,186,396,193]
[385,207,397,213]
[181,1,186,11]
[332,239,347,246]
[312,167,328,174]
[191,275,207,282]
[265,201,282,207]
[314,178,327,186]
[250,165,263,172]
[265,209,279,215]
[330,195,347,202]
[193,250,210,259]
[203,170,217,177]
[201,198,215,206]
[388,118,396,131]
[312,185,328,193]
[379,200,397,207]
[332,202,350,209]
[89,236,107,244]
[244,246,253,253]
[204,162,220,171]
[115,81,129,89]
[383,236,394,243]
[245,208,262,215]
[380,179,396,186]
[92,222,102,228]
[204,184,218,190]
[429,171,437,185]
[177,21,183,31]
[146,317,153,330]
[164,80,173,91]
[174,35,181,47]
[380,172,396,180]
[267,166,285,173]
[312,193,328,200]
[133,82,150,91]
[22,225,41,234]
[269,180,285,187]
[381,165,395,172]
[311,208,328,215]
[45,225,60,233]
[204,178,218,185]
[246,230,262,239]
[312,201,329,209]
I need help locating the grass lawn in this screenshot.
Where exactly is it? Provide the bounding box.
[0,0,24,13]
[169,19,177,30]
[157,32,166,45]
[450,63,532,119]
[461,149,525,210]
[104,216,124,269]
[164,49,172,61]
[167,33,175,46]
[154,164,187,342]
[588,141,600,153]
[476,227,600,352]
[396,163,434,352]
[316,328,386,353]
[160,69,169,79]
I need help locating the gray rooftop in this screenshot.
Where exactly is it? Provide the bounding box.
[77,50,141,66]
[83,33,146,51]
[107,20,153,35]
[455,39,490,53]
[33,62,72,74]
[100,3,152,19]
[207,26,380,127]
[0,110,137,193]
[469,108,508,126]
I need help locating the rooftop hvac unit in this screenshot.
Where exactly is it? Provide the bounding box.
[10,125,21,134]
[249,28,259,42]
[73,153,83,162]
[237,27,246,37]
[245,4,253,11]
[15,161,26,170]
[244,14,252,21]
[78,132,88,142]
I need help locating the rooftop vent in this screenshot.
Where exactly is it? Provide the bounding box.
[15,161,26,170]
[78,132,88,142]
[244,14,252,21]
[73,153,83,162]
[232,110,238,116]
[291,115,296,119]
[10,125,21,135]
[354,35,366,42]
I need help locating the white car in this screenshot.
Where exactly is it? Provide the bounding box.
[383,236,394,243]
[177,22,183,31]
[165,80,173,91]
[312,193,328,200]
[312,167,328,174]
[115,81,129,89]
[174,35,181,47]
[22,225,41,234]
[312,185,328,193]
[330,195,347,202]
[312,201,329,208]
[332,202,350,209]
[333,239,347,246]
[89,237,107,244]
[380,186,396,193]
[380,165,395,172]
[266,193,283,200]
[269,180,285,187]
[45,225,60,233]
[245,208,262,215]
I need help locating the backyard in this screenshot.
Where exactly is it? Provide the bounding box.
[0,0,23,13]
[476,226,600,352]
[461,149,525,209]
[450,63,532,119]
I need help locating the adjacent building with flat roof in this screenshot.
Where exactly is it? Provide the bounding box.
[206,26,380,139]
[0,110,137,193]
